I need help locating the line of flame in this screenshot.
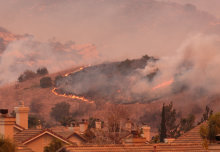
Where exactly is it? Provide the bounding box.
[51,66,94,103]
[152,78,174,90]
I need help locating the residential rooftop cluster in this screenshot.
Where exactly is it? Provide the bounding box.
[0,101,219,152]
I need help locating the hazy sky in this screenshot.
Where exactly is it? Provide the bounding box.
[158,0,220,18]
[0,0,220,85]
[0,0,219,46]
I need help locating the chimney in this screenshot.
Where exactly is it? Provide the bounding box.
[36,120,42,129]
[95,119,102,129]
[125,119,132,132]
[141,125,151,141]
[79,119,88,134]
[0,109,16,140]
[14,101,29,129]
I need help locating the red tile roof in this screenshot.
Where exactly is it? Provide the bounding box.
[14,129,74,145]
[173,123,204,144]
[57,143,206,152]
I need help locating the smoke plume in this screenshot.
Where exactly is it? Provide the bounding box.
[55,33,220,104]
[0,35,100,85]
[0,0,220,90]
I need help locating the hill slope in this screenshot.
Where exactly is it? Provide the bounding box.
[0,57,220,130]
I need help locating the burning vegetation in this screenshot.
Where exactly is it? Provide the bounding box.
[52,55,172,104]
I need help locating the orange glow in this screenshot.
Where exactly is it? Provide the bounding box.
[52,88,94,103]
[64,67,84,77]
[0,32,17,45]
[152,78,174,90]
[52,66,94,103]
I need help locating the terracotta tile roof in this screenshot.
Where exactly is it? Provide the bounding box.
[23,129,74,145]
[67,132,88,142]
[172,123,204,144]
[156,143,205,151]
[14,129,75,145]
[50,125,77,138]
[58,143,206,152]
[58,144,154,152]
[14,129,43,143]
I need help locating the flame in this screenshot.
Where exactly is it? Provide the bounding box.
[152,78,174,90]
[52,88,94,103]
[64,67,84,77]
[52,66,94,103]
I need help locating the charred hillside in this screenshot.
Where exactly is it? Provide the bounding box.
[54,55,159,104]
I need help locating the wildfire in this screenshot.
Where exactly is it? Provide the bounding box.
[152,78,174,90]
[52,88,94,103]
[52,66,94,103]
[64,67,84,76]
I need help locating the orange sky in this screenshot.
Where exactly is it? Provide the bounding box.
[0,0,219,60]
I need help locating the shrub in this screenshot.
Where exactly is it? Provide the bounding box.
[200,112,220,142]
[44,139,63,152]
[200,124,208,139]
[30,99,43,113]
[40,77,52,88]
[28,114,45,129]
[54,75,63,87]
[18,70,37,82]
[0,137,16,152]
[37,67,48,75]
[50,102,70,123]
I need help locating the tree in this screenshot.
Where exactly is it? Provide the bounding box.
[44,139,63,152]
[40,77,52,88]
[30,99,43,113]
[160,103,166,142]
[200,112,220,142]
[54,75,63,87]
[18,70,37,82]
[159,102,180,141]
[106,104,129,144]
[199,105,213,124]
[28,114,45,128]
[207,113,220,142]
[37,67,48,75]
[0,137,16,152]
[179,114,195,133]
[164,102,178,138]
[50,102,70,123]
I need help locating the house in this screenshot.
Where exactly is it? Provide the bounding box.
[14,129,74,152]
[0,102,75,152]
[49,125,88,145]
[2,101,209,152]
[57,124,208,152]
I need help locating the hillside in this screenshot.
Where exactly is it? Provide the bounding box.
[0,56,220,132]
[54,55,159,104]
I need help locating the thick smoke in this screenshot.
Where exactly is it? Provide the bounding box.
[133,33,220,100]
[0,35,100,85]
[0,0,220,90]
[55,33,220,104]
[0,0,218,59]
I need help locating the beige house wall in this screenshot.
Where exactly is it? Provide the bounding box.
[0,117,15,140]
